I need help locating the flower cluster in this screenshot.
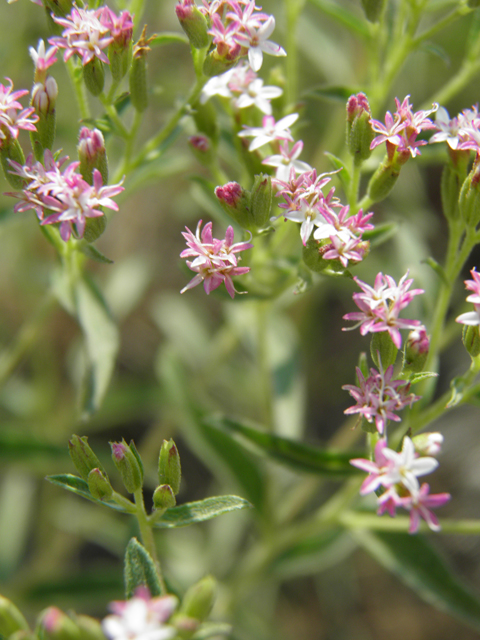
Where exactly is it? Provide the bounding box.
[370,95,438,160]
[6,149,124,241]
[430,105,480,152]
[201,61,283,115]
[198,0,286,72]
[49,5,133,66]
[102,587,178,640]
[180,220,253,298]
[351,437,450,533]
[343,363,420,435]
[343,271,424,348]
[0,79,38,146]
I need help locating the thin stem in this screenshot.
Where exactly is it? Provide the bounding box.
[257,300,274,431]
[133,488,166,594]
[66,59,91,121]
[340,510,480,534]
[284,0,305,108]
[413,4,470,46]
[100,94,130,139]
[429,60,480,108]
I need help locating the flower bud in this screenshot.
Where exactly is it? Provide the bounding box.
[30,78,58,158]
[180,575,216,622]
[83,58,105,97]
[250,174,273,230]
[360,0,386,22]
[346,93,373,164]
[87,468,113,501]
[111,440,143,494]
[462,324,480,358]
[458,162,480,228]
[188,135,215,165]
[412,432,443,457]
[78,128,108,185]
[68,435,106,481]
[0,596,29,637]
[83,215,107,243]
[71,616,105,640]
[129,27,153,112]
[176,0,209,49]
[403,327,429,373]
[153,484,176,510]
[370,332,398,369]
[366,158,400,204]
[192,100,218,143]
[37,608,80,640]
[105,10,134,82]
[441,162,462,222]
[202,50,237,78]
[0,138,26,189]
[158,439,181,495]
[215,182,253,230]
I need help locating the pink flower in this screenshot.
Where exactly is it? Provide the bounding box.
[343,271,424,348]
[49,6,113,66]
[233,15,286,71]
[0,79,38,145]
[397,483,451,533]
[102,587,178,640]
[456,268,480,325]
[180,220,253,298]
[262,140,311,181]
[343,364,420,434]
[238,113,297,151]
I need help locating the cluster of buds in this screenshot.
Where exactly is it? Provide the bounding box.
[154,439,182,510]
[6,147,123,242]
[180,220,253,298]
[351,436,450,534]
[176,0,286,75]
[49,5,133,95]
[29,40,58,158]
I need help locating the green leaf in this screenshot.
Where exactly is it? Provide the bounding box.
[197,421,267,511]
[303,84,361,103]
[75,276,119,419]
[154,495,252,528]
[46,474,132,513]
[124,537,162,598]
[422,256,449,285]
[324,152,350,191]
[191,623,232,639]
[353,529,480,631]
[204,415,363,476]
[0,430,67,460]
[307,0,370,38]
[408,371,439,384]
[150,32,189,46]
[79,243,114,264]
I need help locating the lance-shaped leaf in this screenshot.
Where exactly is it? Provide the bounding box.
[203,416,362,476]
[153,496,252,528]
[124,537,162,599]
[353,529,480,631]
[46,474,135,514]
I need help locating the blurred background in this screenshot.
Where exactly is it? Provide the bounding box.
[1,1,480,639]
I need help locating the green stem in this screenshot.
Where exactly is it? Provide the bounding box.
[100,94,129,139]
[257,300,274,431]
[429,60,480,108]
[413,4,470,46]
[66,59,91,121]
[133,487,166,594]
[340,510,480,534]
[284,0,305,108]
[349,161,362,210]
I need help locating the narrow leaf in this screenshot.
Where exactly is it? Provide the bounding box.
[353,529,480,631]
[204,416,363,476]
[153,496,252,528]
[150,32,189,46]
[422,256,449,285]
[304,84,361,103]
[307,0,370,38]
[46,474,132,513]
[79,243,114,264]
[0,430,66,460]
[191,623,232,639]
[362,222,397,247]
[124,537,162,598]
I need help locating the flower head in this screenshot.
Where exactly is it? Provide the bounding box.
[456,268,480,325]
[0,79,38,145]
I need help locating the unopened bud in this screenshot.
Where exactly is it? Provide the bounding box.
[403,327,429,373]
[192,100,218,142]
[367,158,401,204]
[68,435,106,481]
[83,58,105,97]
[176,0,209,49]
[412,432,443,457]
[370,332,398,369]
[153,484,176,510]
[105,10,134,82]
[111,440,143,494]
[360,0,386,22]
[158,439,181,495]
[463,324,480,358]
[215,182,253,230]
[346,93,373,164]
[180,575,216,622]
[87,468,113,500]
[459,162,480,227]
[0,596,29,637]
[302,238,328,273]
[203,50,237,78]
[441,162,462,222]
[78,128,108,185]
[188,135,215,165]
[129,26,153,112]
[37,608,80,640]
[250,174,273,230]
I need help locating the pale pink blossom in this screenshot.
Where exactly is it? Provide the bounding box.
[239,113,297,151]
[262,140,311,180]
[233,15,286,72]
[0,79,38,144]
[397,483,451,533]
[456,268,480,325]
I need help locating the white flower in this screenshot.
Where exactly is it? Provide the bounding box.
[381,436,438,495]
[238,113,298,151]
[233,16,286,72]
